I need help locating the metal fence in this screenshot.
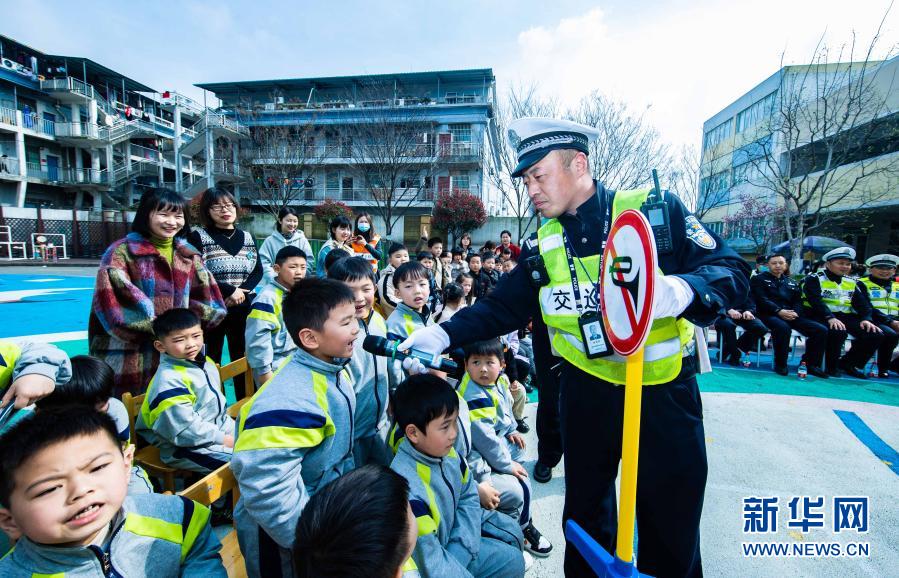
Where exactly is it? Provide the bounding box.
[0,208,132,258]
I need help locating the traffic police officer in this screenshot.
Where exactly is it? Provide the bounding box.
[399,118,750,577]
[801,247,883,378]
[858,254,899,377]
[750,253,828,376]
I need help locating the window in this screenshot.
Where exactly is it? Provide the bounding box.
[699,169,731,206]
[707,221,725,235]
[448,123,472,142]
[451,172,470,191]
[736,92,776,134]
[400,172,421,188]
[326,172,339,192]
[703,120,732,149]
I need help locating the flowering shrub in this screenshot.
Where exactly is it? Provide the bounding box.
[431,189,487,244]
[314,198,354,226]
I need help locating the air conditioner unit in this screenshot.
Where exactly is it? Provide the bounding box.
[276,97,285,104]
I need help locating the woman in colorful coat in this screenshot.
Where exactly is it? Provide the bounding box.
[89,188,226,397]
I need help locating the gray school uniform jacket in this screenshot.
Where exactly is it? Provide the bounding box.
[0,339,72,394]
[0,493,225,577]
[245,280,297,377]
[388,387,474,467]
[105,397,153,494]
[136,353,234,467]
[348,310,401,441]
[377,263,399,317]
[231,348,356,578]
[458,373,518,478]
[386,301,431,380]
[390,439,482,577]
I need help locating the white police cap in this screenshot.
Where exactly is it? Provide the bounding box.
[823,247,856,262]
[865,254,899,268]
[508,117,600,177]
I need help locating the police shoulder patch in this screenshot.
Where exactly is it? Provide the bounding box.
[685,215,717,250]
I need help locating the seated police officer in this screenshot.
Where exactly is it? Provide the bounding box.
[801,247,883,378]
[713,292,767,367]
[858,254,899,378]
[397,117,750,577]
[751,253,828,376]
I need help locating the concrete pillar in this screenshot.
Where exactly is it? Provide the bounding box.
[92,192,102,211]
[232,145,240,202]
[74,191,84,209]
[75,147,85,183]
[205,124,215,191]
[174,107,183,193]
[15,182,27,208]
[91,149,101,184]
[15,131,25,178]
[88,100,98,126]
[70,103,81,137]
[105,145,113,187]
[124,182,134,206]
[124,141,131,177]
[303,213,314,238]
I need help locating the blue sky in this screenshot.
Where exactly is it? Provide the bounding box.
[5,0,897,150]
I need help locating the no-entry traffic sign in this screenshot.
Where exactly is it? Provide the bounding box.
[600,209,658,356]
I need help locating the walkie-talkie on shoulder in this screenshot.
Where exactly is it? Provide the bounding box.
[641,168,674,254]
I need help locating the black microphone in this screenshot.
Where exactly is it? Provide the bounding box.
[363,335,459,374]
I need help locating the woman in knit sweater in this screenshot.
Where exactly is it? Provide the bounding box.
[89,188,226,397]
[258,206,314,282]
[187,188,262,398]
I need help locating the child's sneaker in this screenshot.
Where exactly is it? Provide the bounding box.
[523,550,535,572]
[523,521,553,557]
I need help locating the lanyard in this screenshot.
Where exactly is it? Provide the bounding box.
[560,185,611,315]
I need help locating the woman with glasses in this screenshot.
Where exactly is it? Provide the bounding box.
[89,188,226,397]
[187,188,262,398]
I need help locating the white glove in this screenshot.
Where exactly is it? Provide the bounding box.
[398,324,451,359]
[401,357,429,376]
[652,273,694,320]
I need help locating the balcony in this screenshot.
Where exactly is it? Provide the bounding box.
[0,157,21,179]
[240,94,489,113]
[54,121,105,144]
[247,142,481,165]
[179,113,249,158]
[246,185,479,206]
[0,106,18,130]
[25,162,109,187]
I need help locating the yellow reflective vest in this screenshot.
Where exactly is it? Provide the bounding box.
[536,188,694,385]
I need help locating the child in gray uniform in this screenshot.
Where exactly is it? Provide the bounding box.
[136,308,234,473]
[245,245,307,386]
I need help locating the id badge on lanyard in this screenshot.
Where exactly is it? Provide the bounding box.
[563,234,612,359]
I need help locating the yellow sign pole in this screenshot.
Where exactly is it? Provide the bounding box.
[615,346,644,563]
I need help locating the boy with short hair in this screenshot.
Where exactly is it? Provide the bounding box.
[245,245,307,386]
[136,308,234,473]
[0,407,225,576]
[417,252,442,311]
[232,278,358,578]
[293,464,418,578]
[36,355,153,495]
[387,262,433,345]
[502,256,518,275]
[467,254,491,300]
[481,254,500,289]
[378,242,410,318]
[390,374,525,577]
[428,237,450,290]
[460,339,553,558]
[329,257,402,466]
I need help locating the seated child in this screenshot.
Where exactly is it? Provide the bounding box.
[329,257,402,466]
[0,407,225,576]
[481,253,500,291]
[390,374,525,578]
[0,338,71,413]
[387,262,441,379]
[245,245,307,386]
[459,339,553,558]
[293,464,418,578]
[35,355,153,495]
[378,243,410,318]
[136,308,234,473]
[449,248,469,280]
[231,278,358,578]
[432,283,464,324]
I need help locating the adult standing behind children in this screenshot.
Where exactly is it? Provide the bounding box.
[350,212,383,273]
[317,215,354,277]
[259,207,313,283]
[90,188,226,397]
[188,188,262,400]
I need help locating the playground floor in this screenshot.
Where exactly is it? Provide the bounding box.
[2,268,897,577]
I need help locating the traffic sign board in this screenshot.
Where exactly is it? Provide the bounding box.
[600,209,658,356]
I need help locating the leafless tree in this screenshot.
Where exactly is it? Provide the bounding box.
[664,144,732,221]
[486,83,558,242]
[237,106,326,220]
[342,82,451,237]
[747,18,899,269]
[567,91,671,190]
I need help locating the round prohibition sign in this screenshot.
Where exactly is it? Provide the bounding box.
[599,209,658,356]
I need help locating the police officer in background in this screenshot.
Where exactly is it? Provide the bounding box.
[858,254,899,377]
[801,247,883,378]
[399,118,750,577]
[751,253,829,376]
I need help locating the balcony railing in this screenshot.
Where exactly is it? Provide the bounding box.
[247,142,481,163]
[41,76,96,100]
[26,161,109,185]
[239,94,489,113]
[55,122,102,139]
[0,106,17,126]
[211,159,241,177]
[0,157,19,176]
[194,113,249,138]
